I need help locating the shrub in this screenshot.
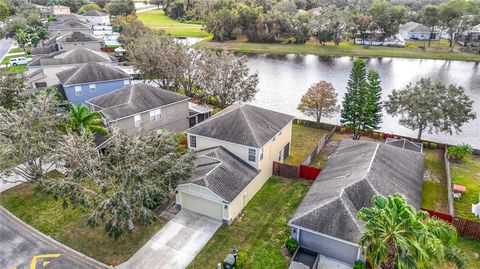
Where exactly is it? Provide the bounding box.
[353,260,366,269]
[236,251,247,268]
[285,237,298,254]
[448,144,473,163]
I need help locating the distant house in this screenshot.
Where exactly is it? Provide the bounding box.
[355,31,406,47]
[48,19,92,36]
[32,32,104,55]
[399,21,440,40]
[86,83,190,135]
[55,13,87,23]
[177,104,294,222]
[458,24,480,47]
[288,140,424,267]
[27,48,117,88]
[83,10,110,26]
[92,25,120,47]
[56,62,132,104]
[50,5,71,15]
[188,102,213,127]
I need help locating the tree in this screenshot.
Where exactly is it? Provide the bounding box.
[384,78,476,140]
[58,0,89,13]
[297,81,339,123]
[0,91,66,187]
[35,26,49,46]
[107,0,135,19]
[79,3,101,13]
[47,128,195,238]
[152,0,163,9]
[0,0,8,22]
[14,28,29,52]
[0,68,26,110]
[440,0,468,50]
[198,50,258,108]
[368,0,406,38]
[340,59,383,139]
[358,194,466,269]
[117,19,151,45]
[205,1,239,41]
[93,0,109,9]
[421,5,440,47]
[65,103,108,136]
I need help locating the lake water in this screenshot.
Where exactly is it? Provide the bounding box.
[244,54,480,148]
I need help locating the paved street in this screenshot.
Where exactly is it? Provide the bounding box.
[0,38,14,61]
[0,207,104,269]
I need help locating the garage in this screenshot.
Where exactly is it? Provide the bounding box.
[180,191,224,221]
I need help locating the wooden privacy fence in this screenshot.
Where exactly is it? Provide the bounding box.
[301,126,337,166]
[299,165,321,180]
[273,161,299,179]
[422,208,480,240]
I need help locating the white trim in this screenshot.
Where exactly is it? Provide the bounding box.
[107,99,189,122]
[176,183,224,203]
[367,143,380,172]
[64,77,131,87]
[185,133,261,152]
[289,224,360,247]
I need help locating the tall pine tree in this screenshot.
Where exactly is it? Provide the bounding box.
[341,59,382,139]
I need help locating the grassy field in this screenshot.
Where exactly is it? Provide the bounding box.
[138,9,209,37]
[202,37,480,61]
[284,124,328,166]
[451,156,480,221]
[422,149,449,213]
[0,182,166,266]
[188,177,311,269]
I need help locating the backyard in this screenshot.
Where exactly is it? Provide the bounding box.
[137,9,209,38]
[451,155,480,221]
[422,149,449,213]
[0,182,166,266]
[187,177,311,269]
[284,123,329,166]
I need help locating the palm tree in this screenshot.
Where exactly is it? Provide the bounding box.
[66,103,108,136]
[357,194,466,269]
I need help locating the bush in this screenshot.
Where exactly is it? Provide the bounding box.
[285,237,298,254]
[236,251,247,268]
[448,144,473,163]
[353,260,366,269]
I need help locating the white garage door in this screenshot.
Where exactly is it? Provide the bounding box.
[181,192,223,220]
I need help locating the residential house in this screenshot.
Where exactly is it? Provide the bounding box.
[288,140,424,267]
[188,102,213,128]
[56,62,132,104]
[86,83,190,135]
[50,5,71,15]
[48,19,92,37]
[55,14,87,23]
[83,10,110,26]
[399,21,440,40]
[32,32,103,56]
[355,32,406,47]
[458,24,480,47]
[27,48,117,88]
[177,104,294,223]
[92,25,120,47]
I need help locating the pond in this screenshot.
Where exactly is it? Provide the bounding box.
[244,54,480,148]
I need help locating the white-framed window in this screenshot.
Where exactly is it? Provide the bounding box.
[248,148,256,162]
[124,80,130,86]
[260,147,264,161]
[134,115,141,128]
[89,84,96,92]
[189,135,197,148]
[74,86,82,96]
[149,109,161,121]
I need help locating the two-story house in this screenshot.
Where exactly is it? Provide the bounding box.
[56,62,132,104]
[176,104,294,223]
[32,32,103,56]
[86,83,190,135]
[48,19,92,37]
[83,10,110,26]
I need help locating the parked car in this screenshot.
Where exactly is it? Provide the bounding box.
[8,57,30,66]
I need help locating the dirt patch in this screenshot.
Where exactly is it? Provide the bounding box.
[424,170,440,183]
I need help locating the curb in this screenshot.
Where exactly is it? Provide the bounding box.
[0,206,111,269]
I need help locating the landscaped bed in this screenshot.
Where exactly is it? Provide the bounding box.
[0,182,166,266]
[284,124,328,166]
[187,177,311,269]
[451,155,480,221]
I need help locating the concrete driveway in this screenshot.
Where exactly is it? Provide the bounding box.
[118,210,221,269]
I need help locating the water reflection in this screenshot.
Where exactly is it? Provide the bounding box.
[243,54,480,148]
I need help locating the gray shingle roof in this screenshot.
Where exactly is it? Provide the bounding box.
[31,44,57,55]
[28,48,116,67]
[57,31,101,42]
[56,62,131,86]
[86,83,189,120]
[83,10,107,16]
[289,140,424,243]
[49,20,91,30]
[186,104,294,148]
[400,21,430,33]
[182,146,260,202]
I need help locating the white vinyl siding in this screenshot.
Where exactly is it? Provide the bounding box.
[134,115,141,128]
[248,148,256,162]
[74,86,82,96]
[149,109,161,122]
[89,84,96,92]
[260,147,264,161]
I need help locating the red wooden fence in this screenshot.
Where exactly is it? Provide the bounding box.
[299,165,321,181]
[421,208,454,223]
[421,208,480,240]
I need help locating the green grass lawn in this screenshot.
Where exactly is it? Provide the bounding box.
[438,236,480,269]
[0,182,166,266]
[451,156,480,221]
[202,38,480,62]
[9,47,31,54]
[1,54,32,65]
[188,177,311,269]
[284,124,328,166]
[138,9,208,37]
[422,149,449,213]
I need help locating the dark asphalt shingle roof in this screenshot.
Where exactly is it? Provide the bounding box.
[28,48,116,67]
[86,83,189,120]
[400,21,430,33]
[186,104,294,148]
[57,31,101,42]
[182,146,260,202]
[56,62,131,86]
[83,10,107,16]
[289,140,424,243]
[49,20,91,30]
[31,44,57,55]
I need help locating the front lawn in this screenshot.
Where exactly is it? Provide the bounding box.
[1,54,32,65]
[284,124,328,166]
[0,182,166,266]
[422,149,449,213]
[9,47,31,54]
[138,9,208,37]
[451,156,480,221]
[188,177,311,269]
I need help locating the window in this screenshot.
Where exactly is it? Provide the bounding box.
[260,147,264,161]
[248,148,256,162]
[124,80,130,86]
[149,109,161,121]
[190,135,197,148]
[134,115,141,128]
[89,84,96,92]
[74,86,82,96]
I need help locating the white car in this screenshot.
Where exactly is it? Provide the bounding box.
[8,57,30,66]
